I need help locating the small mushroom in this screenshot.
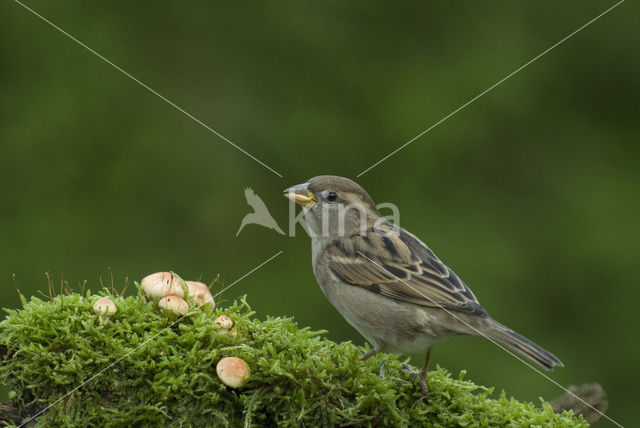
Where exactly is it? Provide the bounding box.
[93,297,117,325]
[186,281,215,308]
[215,315,233,331]
[158,294,189,315]
[216,357,250,388]
[141,272,185,299]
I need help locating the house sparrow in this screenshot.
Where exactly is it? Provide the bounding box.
[285,175,562,393]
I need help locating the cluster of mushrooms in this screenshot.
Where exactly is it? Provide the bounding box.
[91,271,250,388]
[139,271,215,314]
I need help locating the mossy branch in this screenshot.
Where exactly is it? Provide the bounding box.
[0,292,587,427]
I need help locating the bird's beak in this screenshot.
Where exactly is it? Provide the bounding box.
[283,183,318,207]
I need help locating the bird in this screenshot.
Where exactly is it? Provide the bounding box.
[236,187,285,236]
[284,175,563,393]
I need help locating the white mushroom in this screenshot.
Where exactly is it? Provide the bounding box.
[186,281,215,308]
[158,295,189,315]
[93,297,117,325]
[141,272,185,299]
[216,357,250,388]
[215,315,233,331]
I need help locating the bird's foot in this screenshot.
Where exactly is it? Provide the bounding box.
[402,364,429,394]
[418,377,429,395]
[360,348,378,361]
[379,359,386,378]
[401,363,420,376]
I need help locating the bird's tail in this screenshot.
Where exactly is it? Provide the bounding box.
[482,319,564,371]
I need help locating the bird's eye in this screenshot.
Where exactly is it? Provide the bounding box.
[327,192,338,202]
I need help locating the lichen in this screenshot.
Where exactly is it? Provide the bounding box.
[0,292,587,427]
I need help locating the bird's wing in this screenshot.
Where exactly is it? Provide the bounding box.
[320,224,488,316]
[245,187,270,212]
[244,187,257,203]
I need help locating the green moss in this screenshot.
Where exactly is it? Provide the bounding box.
[0,292,586,427]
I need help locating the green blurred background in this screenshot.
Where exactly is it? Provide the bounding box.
[1,1,638,425]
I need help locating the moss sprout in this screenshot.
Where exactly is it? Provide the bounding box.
[0,292,587,427]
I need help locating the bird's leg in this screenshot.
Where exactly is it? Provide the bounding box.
[379,359,386,378]
[402,348,432,394]
[418,348,432,394]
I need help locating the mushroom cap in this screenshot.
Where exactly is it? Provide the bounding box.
[215,315,233,330]
[141,272,185,299]
[93,297,117,315]
[158,295,189,314]
[216,357,250,388]
[185,281,215,308]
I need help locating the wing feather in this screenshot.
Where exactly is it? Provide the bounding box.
[321,225,488,317]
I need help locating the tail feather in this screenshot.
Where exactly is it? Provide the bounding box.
[484,319,563,371]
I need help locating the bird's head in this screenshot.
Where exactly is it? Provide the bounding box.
[284,175,381,238]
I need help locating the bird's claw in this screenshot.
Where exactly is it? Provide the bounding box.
[418,377,429,394]
[379,359,386,378]
[402,364,429,394]
[360,348,378,361]
[402,363,421,377]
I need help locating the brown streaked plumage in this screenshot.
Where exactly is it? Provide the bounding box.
[321,225,488,317]
[285,175,563,393]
